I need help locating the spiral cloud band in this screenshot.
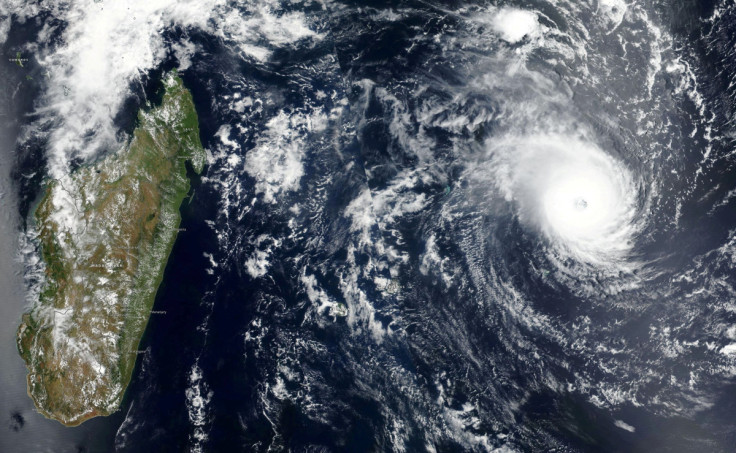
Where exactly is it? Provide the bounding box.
[490,135,640,267]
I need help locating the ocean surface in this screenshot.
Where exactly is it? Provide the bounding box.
[4,0,736,452]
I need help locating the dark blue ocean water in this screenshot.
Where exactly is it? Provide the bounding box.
[6,1,736,452]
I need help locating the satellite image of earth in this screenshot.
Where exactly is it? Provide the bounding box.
[3,0,736,451]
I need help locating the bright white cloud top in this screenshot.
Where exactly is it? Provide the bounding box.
[492,8,541,44]
[489,135,640,267]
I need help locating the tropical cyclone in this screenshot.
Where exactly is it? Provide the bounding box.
[16,72,205,426]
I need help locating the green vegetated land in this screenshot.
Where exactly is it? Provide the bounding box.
[16,72,205,426]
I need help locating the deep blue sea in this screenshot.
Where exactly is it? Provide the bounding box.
[6,0,736,452]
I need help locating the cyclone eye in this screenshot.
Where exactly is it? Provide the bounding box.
[575,198,588,210]
[492,137,638,266]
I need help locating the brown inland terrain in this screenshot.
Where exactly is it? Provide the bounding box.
[16,71,206,426]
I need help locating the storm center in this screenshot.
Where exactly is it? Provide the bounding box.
[575,197,588,210]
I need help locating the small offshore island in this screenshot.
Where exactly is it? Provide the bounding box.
[16,72,206,426]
